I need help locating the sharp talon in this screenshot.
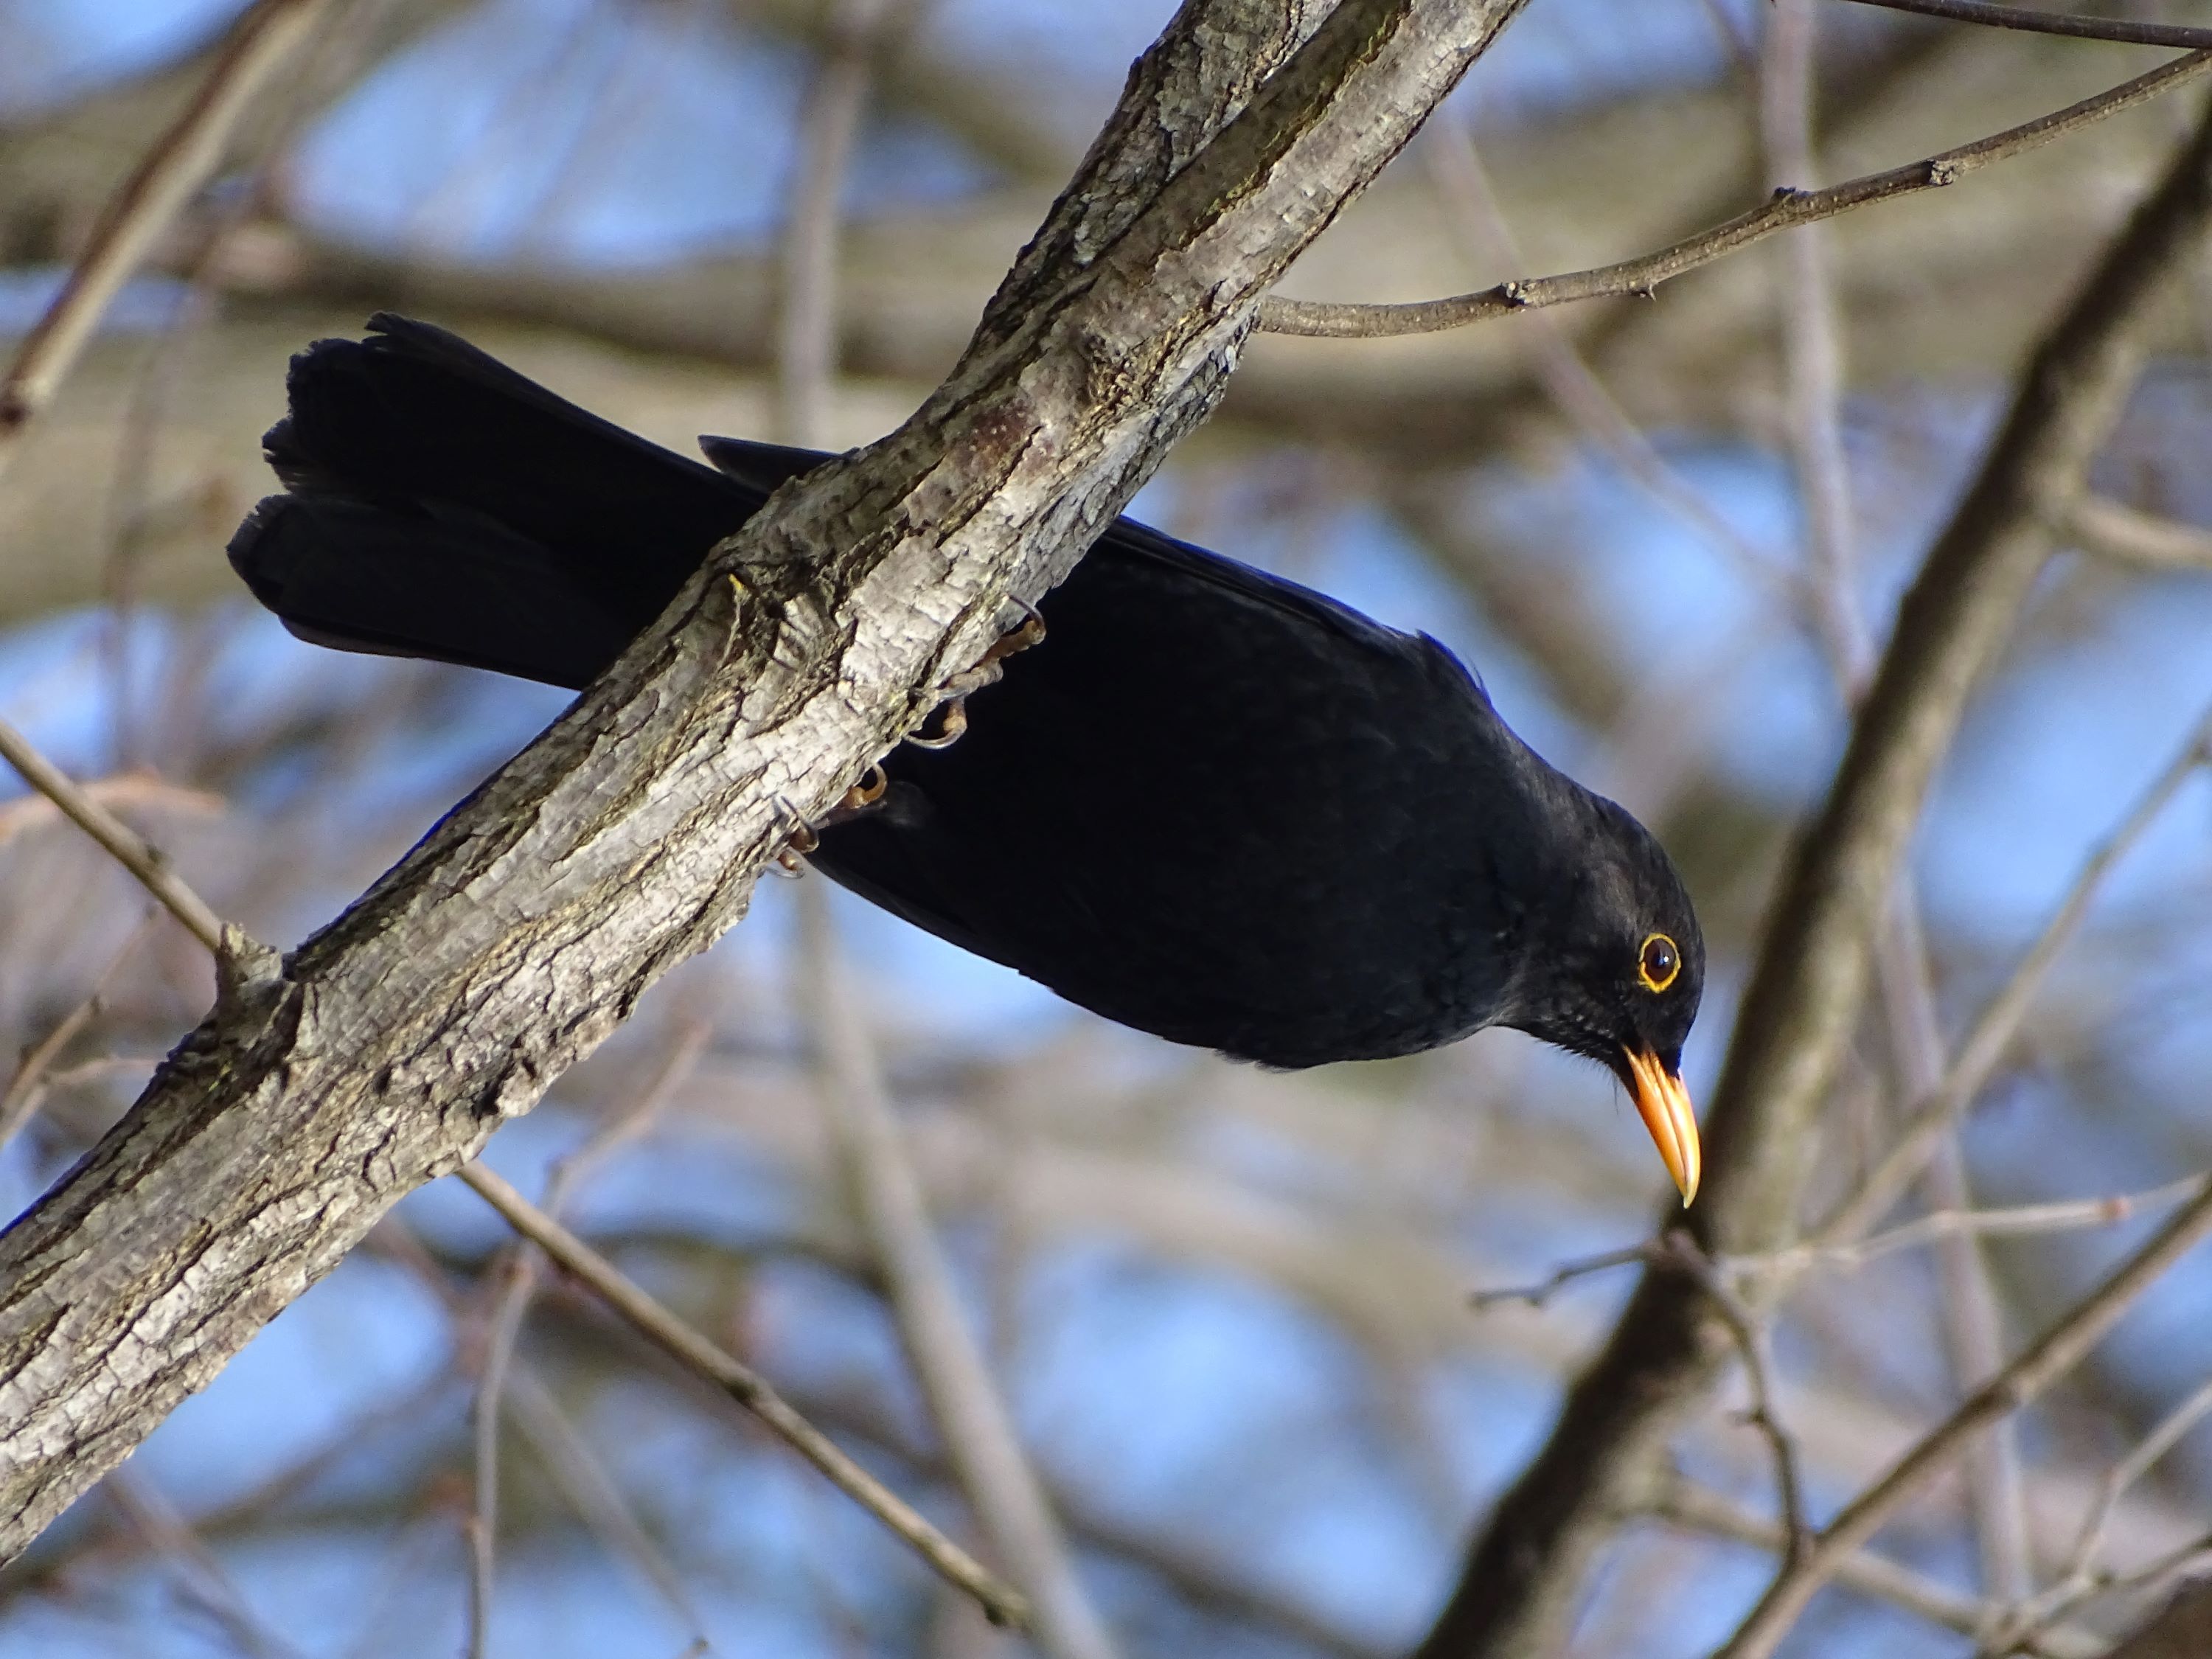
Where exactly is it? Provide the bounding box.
[774,796,819,858]
[844,763,888,810]
[907,698,967,749]
[773,850,805,876]
[819,762,891,829]
[979,602,1046,667]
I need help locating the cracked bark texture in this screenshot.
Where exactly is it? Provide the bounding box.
[0,0,1531,1558]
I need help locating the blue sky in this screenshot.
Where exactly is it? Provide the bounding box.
[3,3,2209,1655]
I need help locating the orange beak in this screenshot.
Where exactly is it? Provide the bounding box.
[1621,1044,1700,1206]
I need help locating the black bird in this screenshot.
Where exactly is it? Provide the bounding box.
[227,316,1706,1202]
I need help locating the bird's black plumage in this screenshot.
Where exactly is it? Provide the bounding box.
[228,316,1708,1194]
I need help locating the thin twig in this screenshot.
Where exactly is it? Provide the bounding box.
[0,719,229,953]
[1468,1244,1655,1311]
[500,1367,712,1647]
[454,1161,1032,1631]
[1983,1376,2212,1650]
[1258,49,2212,338]
[1835,0,2212,52]
[1649,1234,1811,1562]
[799,886,1121,1659]
[467,1018,712,1655]
[467,1026,708,1659]
[1995,1534,2212,1658]
[1761,0,1875,689]
[1422,125,1791,599]
[1818,703,2212,1246]
[104,1468,305,1659]
[1763,0,2034,1591]
[0,0,330,470]
[0,919,148,1155]
[368,1217,711,1650]
[776,0,910,448]
[0,774,223,854]
[2068,496,2212,571]
[1646,1480,2105,1658]
[770,10,1090,1638]
[1714,1180,2212,1658]
[1475,1232,1809,1559]
[1760,1175,2212,1275]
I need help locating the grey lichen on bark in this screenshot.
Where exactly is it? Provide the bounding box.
[0,0,1530,1564]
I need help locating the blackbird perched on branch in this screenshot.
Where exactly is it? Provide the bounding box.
[227,316,1706,1203]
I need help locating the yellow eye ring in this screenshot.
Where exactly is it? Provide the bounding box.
[1638,933,1680,994]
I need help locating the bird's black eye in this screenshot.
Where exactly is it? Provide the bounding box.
[1638,933,1680,994]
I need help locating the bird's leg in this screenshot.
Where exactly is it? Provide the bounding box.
[772,797,819,875]
[906,600,1046,751]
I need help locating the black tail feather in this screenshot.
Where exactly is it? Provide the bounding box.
[228,313,826,688]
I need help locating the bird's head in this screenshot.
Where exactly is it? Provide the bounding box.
[1506,790,1705,1206]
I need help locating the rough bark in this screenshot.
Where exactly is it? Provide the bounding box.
[0,0,1530,1561]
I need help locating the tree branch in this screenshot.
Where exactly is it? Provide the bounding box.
[1413,86,2212,1659]
[1715,1180,2212,1658]
[0,0,1532,1567]
[0,719,226,952]
[1835,0,2212,52]
[0,0,329,470]
[1257,49,2212,339]
[801,886,1119,1659]
[456,1162,1032,1625]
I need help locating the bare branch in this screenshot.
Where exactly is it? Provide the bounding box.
[1649,1234,1812,1565]
[0,919,146,1155]
[800,886,1119,1659]
[776,0,910,448]
[457,1160,1032,1627]
[1714,1180,2212,1658]
[466,1016,710,1652]
[1258,49,2212,339]
[1421,123,1792,600]
[103,1469,304,1659]
[1984,1375,2212,1651]
[2068,496,2212,571]
[0,0,329,471]
[1767,1175,2212,1273]
[1819,702,2212,1246]
[2092,1571,2212,1659]
[1418,88,2212,1659]
[1646,1481,2105,1658]
[0,718,229,953]
[1835,0,2212,52]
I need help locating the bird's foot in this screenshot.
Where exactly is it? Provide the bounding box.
[817,763,889,827]
[771,797,819,875]
[905,601,1044,752]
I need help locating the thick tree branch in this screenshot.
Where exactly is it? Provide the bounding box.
[0,0,1531,1565]
[1413,88,2212,1659]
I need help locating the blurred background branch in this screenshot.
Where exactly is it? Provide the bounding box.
[1,1,2211,1657]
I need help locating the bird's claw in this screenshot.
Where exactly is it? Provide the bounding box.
[772,797,818,875]
[905,602,1043,752]
[818,763,890,826]
[906,698,969,750]
[979,599,1046,667]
